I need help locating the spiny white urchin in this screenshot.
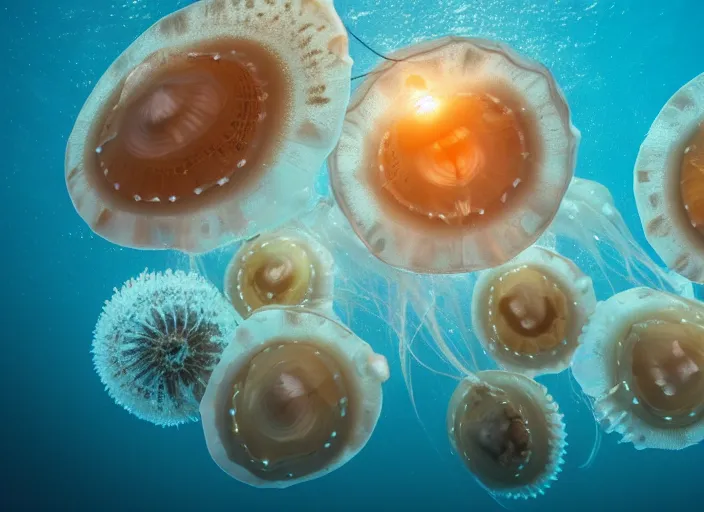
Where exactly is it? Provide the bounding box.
[92,269,237,427]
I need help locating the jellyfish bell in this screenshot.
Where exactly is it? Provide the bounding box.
[65,0,352,253]
[329,36,579,274]
[447,370,566,499]
[92,269,238,427]
[572,287,704,450]
[472,246,596,377]
[199,306,389,488]
[634,72,704,283]
[224,225,335,320]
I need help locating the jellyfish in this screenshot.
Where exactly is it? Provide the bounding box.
[634,72,704,283]
[224,225,334,320]
[572,287,704,450]
[471,246,596,377]
[447,370,566,499]
[328,36,579,273]
[65,0,352,253]
[92,269,237,426]
[199,306,389,487]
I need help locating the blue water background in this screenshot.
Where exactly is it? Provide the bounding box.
[2,0,704,510]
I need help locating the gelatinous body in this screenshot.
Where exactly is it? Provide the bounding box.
[224,226,334,319]
[92,269,237,426]
[200,307,389,487]
[66,0,352,253]
[447,371,566,499]
[572,287,704,450]
[472,246,596,376]
[329,37,579,273]
[634,72,704,282]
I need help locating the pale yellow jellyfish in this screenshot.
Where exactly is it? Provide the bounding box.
[634,72,704,283]
[471,246,596,377]
[328,37,579,273]
[199,306,389,487]
[572,287,704,450]
[65,0,352,253]
[447,370,566,499]
[224,226,335,319]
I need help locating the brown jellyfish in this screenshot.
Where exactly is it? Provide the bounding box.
[447,370,566,499]
[199,306,390,487]
[224,225,335,319]
[65,0,352,253]
[572,287,704,450]
[634,72,704,283]
[328,37,579,273]
[471,246,596,377]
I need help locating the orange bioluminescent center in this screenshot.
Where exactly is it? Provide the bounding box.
[378,90,529,221]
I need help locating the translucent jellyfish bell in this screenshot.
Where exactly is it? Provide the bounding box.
[634,73,704,282]
[572,288,704,450]
[329,37,579,273]
[200,306,389,488]
[65,0,352,253]
[447,371,566,499]
[224,226,335,319]
[472,246,596,377]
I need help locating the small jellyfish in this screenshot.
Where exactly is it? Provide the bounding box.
[634,72,704,283]
[92,269,237,426]
[65,0,352,253]
[447,370,566,499]
[472,246,596,376]
[572,287,704,450]
[224,226,334,319]
[199,306,389,487]
[329,37,579,273]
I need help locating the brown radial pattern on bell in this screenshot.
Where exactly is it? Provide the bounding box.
[622,318,704,428]
[216,341,354,481]
[450,377,551,492]
[680,122,704,234]
[227,237,316,317]
[87,39,288,214]
[488,267,568,355]
[372,82,541,228]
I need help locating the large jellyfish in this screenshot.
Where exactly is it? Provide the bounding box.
[65,0,352,253]
[572,287,704,450]
[92,269,237,426]
[471,246,596,377]
[328,37,579,273]
[447,370,566,499]
[224,225,334,320]
[634,72,704,283]
[199,306,389,488]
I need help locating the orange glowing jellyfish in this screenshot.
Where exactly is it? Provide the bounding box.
[572,287,704,450]
[199,306,389,488]
[634,72,704,282]
[328,37,579,273]
[65,0,352,253]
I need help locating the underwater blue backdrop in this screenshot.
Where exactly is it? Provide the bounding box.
[2,0,703,510]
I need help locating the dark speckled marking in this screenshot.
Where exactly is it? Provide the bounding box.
[204,0,227,17]
[159,11,189,36]
[463,48,482,69]
[298,23,314,33]
[302,49,323,61]
[307,95,330,106]
[245,0,254,9]
[637,170,650,183]
[298,35,314,49]
[284,2,291,10]
[308,85,325,95]
[265,0,275,5]
[646,215,670,237]
[671,92,694,111]
[95,208,113,228]
[648,193,659,208]
[674,254,690,272]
